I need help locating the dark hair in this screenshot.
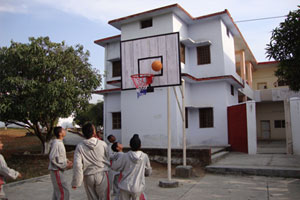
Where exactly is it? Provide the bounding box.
[130,134,141,151]
[107,135,114,141]
[111,142,119,152]
[82,122,95,139]
[107,135,116,143]
[53,126,63,138]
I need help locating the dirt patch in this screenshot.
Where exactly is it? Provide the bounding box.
[0,128,205,183]
[150,161,205,179]
[0,128,58,183]
[0,128,41,158]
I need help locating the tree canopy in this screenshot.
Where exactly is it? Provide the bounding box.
[0,37,101,153]
[74,101,103,128]
[266,7,300,91]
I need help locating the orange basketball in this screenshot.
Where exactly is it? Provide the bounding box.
[152,60,163,72]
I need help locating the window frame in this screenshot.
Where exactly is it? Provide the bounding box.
[257,82,267,90]
[112,112,121,129]
[140,18,153,29]
[180,43,185,64]
[274,120,285,128]
[199,107,214,128]
[112,60,121,77]
[197,45,211,65]
[231,85,234,96]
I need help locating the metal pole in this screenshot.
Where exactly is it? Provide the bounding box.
[167,87,171,181]
[182,80,186,166]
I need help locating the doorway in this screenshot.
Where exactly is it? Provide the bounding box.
[260,120,270,139]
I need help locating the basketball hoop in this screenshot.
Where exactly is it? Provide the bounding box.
[131,74,154,98]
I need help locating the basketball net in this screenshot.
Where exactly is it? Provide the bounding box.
[131,74,153,98]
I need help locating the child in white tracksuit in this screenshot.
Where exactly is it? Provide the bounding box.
[72,123,111,200]
[110,142,124,200]
[112,134,152,200]
[49,127,73,200]
[0,140,21,200]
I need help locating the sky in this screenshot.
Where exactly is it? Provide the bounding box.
[0,0,299,103]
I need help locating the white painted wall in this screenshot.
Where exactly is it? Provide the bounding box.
[185,81,235,146]
[187,19,225,78]
[290,97,300,155]
[104,41,121,87]
[246,101,257,154]
[173,14,188,39]
[220,20,236,76]
[106,42,120,61]
[103,93,121,142]
[121,87,183,148]
[239,82,254,100]
[121,13,173,41]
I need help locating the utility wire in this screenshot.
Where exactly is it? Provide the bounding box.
[235,15,287,23]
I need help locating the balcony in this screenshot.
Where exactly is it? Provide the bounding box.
[254,87,300,102]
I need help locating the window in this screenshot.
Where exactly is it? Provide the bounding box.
[257,82,267,90]
[274,120,285,128]
[112,112,121,129]
[199,108,213,128]
[197,45,211,65]
[112,60,121,77]
[231,85,234,96]
[140,18,152,29]
[226,26,230,37]
[185,107,188,128]
[180,43,185,64]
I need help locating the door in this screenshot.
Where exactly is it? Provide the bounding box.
[261,120,271,139]
[228,104,248,153]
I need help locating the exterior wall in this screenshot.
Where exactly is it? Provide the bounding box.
[106,42,120,61]
[252,64,286,90]
[103,93,122,142]
[173,14,188,73]
[256,101,285,140]
[187,19,225,78]
[290,98,300,155]
[121,13,173,41]
[239,83,254,100]
[186,81,238,146]
[173,14,188,39]
[220,20,236,76]
[104,41,121,90]
[246,101,257,154]
[120,87,182,148]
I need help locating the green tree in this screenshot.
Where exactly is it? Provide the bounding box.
[74,101,103,128]
[266,7,300,91]
[0,37,101,154]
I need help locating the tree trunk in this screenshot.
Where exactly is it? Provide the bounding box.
[33,124,48,155]
[43,140,52,155]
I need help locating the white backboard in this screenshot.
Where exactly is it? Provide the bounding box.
[121,32,181,90]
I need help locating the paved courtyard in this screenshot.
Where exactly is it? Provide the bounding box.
[5,169,300,200]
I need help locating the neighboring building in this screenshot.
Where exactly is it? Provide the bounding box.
[94,4,300,154]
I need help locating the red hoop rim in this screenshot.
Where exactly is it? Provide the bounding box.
[131,73,154,89]
[130,73,154,78]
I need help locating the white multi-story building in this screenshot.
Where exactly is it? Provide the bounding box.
[94,4,300,154]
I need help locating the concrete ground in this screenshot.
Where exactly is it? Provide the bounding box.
[206,152,300,178]
[4,169,300,200]
[4,151,300,199]
[257,140,286,154]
